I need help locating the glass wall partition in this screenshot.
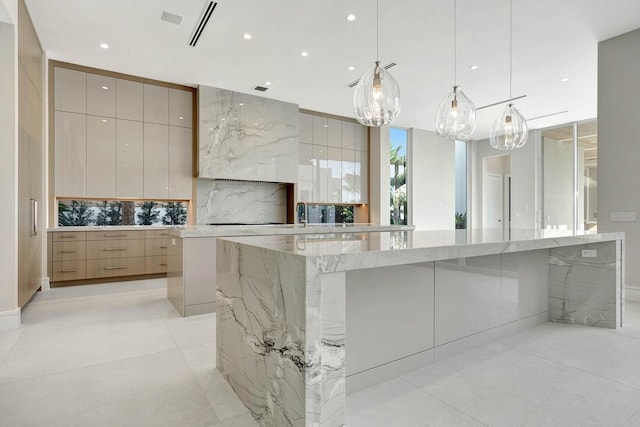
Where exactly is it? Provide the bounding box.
[455,140,467,229]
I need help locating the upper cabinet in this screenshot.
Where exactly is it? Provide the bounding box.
[198,86,298,182]
[53,65,194,201]
[297,112,368,204]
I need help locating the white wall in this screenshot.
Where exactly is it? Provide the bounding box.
[0,0,18,314]
[369,126,390,225]
[470,130,541,231]
[0,0,15,24]
[598,28,640,286]
[407,128,455,230]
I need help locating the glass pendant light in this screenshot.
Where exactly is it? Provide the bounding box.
[435,0,476,140]
[353,0,400,127]
[490,0,528,150]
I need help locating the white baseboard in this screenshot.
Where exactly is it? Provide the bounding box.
[0,307,21,332]
[39,276,50,292]
[626,286,640,302]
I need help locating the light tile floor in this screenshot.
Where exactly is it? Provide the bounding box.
[1,279,640,426]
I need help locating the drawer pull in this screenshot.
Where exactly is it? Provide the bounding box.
[59,236,77,239]
[160,233,171,236]
[160,263,168,267]
[160,246,168,249]
[103,248,127,252]
[60,269,77,273]
[104,266,128,270]
[104,234,128,238]
[60,250,76,254]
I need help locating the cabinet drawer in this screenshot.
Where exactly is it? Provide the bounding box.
[86,239,145,259]
[52,231,87,242]
[86,257,146,278]
[87,230,145,241]
[145,238,171,256]
[145,229,174,239]
[145,255,168,274]
[52,241,86,262]
[52,260,86,282]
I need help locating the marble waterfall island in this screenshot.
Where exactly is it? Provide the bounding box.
[216,229,624,427]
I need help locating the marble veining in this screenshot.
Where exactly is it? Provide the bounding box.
[199,86,299,183]
[169,223,414,238]
[196,180,287,225]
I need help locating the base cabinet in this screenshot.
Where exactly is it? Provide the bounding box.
[48,229,171,284]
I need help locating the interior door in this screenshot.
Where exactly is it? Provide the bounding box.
[483,173,504,229]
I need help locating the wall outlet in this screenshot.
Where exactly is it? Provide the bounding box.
[582,249,597,258]
[610,212,636,222]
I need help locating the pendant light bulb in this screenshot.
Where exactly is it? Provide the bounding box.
[353,61,401,127]
[489,103,528,150]
[352,0,401,127]
[435,85,476,140]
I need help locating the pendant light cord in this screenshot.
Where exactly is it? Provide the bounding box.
[454,0,457,86]
[509,0,513,103]
[376,0,379,61]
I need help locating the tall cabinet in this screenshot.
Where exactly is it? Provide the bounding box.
[17,0,44,307]
[52,65,194,203]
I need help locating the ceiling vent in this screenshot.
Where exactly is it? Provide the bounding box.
[476,94,527,110]
[253,85,269,92]
[189,1,218,47]
[161,11,183,25]
[347,62,397,88]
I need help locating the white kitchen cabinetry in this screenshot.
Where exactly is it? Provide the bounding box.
[87,73,115,118]
[328,147,342,203]
[55,111,86,197]
[298,143,313,202]
[169,89,192,127]
[169,126,193,199]
[86,116,116,197]
[54,68,85,114]
[116,119,144,198]
[297,112,369,204]
[53,65,194,203]
[116,79,143,121]
[144,123,169,199]
[144,84,169,125]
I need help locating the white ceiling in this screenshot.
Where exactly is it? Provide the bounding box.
[25,0,640,139]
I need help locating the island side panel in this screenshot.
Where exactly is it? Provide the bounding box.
[216,239,307,427]
[549,240,622,328]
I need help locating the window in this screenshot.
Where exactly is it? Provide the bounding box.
[57,200,188,226]
[455,140,467,229]
[390,128,407,225]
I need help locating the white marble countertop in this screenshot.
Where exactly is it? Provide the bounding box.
[46,225,173,232]
[167,223,414,238]
[220,228,625,273]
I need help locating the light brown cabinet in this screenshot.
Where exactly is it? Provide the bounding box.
[48,229,171,284]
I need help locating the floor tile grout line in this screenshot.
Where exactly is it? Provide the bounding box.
[0,347,179,388]
[395,375,491,427]
[0,329,25,365]
[627,406,640,423]
[510,346,640,393]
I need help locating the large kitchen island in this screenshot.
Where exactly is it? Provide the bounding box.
[216,229,624,427]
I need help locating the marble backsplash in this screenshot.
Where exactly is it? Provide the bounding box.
[198,86,299,183]
[196,180,287,225]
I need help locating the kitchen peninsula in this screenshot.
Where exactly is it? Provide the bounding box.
[166,223,413,316]
[216,229,624,427]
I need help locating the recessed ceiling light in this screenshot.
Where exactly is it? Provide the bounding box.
[323,124,328,128]
[101,119,107,123]
[178,116,184,120]
[348,66,355,71]
[264,81,272,86]
[346,14,356,21]
[100,43,109,49]
[469,65,479,70]
[239,103,244,106]
[300,51,309,57]
[101,86,109,90]
[560,77,570,82]
[243,33,252,40]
